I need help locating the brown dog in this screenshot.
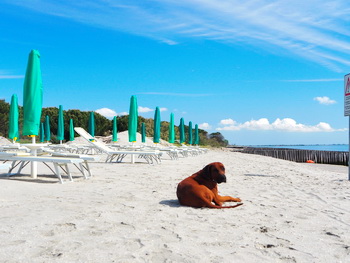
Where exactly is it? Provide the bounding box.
[176,162,243,209]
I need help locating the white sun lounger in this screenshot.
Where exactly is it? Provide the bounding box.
[42,149,100,179]
[0,153,88,183]
[0,163,12,171]
[74,127,162,164]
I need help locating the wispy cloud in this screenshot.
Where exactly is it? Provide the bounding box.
[283,78,343,82]
[314,96,337,105]
[217,117,346,132]
[8,0,350,71]
[0,75,24,79]
[138,92,212,97]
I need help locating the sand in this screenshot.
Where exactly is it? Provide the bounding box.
[0,148,350,263]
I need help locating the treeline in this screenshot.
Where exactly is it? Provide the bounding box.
[0,100,228,147]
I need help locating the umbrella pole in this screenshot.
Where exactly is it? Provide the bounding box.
[131,142,135,164]
[30,136,38,179]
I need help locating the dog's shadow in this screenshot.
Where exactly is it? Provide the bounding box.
[245,174,278,177]
[159,199,181,207]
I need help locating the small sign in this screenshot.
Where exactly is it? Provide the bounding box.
[344,73,350,116]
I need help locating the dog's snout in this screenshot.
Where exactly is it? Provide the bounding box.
[218,174,227,184]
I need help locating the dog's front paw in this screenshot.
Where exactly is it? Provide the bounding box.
[234,198,242,202]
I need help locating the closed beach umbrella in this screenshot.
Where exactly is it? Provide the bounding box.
[69,119,75,141]
[128,95,138,142]
[153,107,161,143]
[112,116,118,142]
[23,49,43,139]
[194,124,199,145]
[39,122,45,142]
[57,105,64,142]
[22,49,43,179]
[9,94,19,142]
[179,118,185,144]
[88,111,95,137]
[188,121,193,145]
[44,115,51,142]
[168,113,175,143]
[141,122,146,143]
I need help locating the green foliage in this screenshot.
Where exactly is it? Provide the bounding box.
[0,99,228,147]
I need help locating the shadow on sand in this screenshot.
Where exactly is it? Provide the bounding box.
[159,199,181,207]
[245,173,279,177]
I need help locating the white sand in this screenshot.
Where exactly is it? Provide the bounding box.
[1,149,350,262]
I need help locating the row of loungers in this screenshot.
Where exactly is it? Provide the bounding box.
[0,128,207,183]
[0,150,97,184]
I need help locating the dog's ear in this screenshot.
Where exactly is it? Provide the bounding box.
[202,163,213,180]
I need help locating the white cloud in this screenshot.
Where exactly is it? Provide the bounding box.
[314,96,337,105]
[138,106,153,113]
[138,106,168,113]
[217,118,345,132]
[95,108,117,119]
[118,112,128,116]
[10,0,350,71]
[219,118,235,125]
[198,122,212,130]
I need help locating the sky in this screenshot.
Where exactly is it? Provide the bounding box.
[1,0,350,145]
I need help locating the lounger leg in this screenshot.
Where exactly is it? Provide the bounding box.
[8,160,18,174]
[79,163,88,179]
[84,161,92,178]
[53,163,64,184]
[17,161,26,173]
[65,164,74,182]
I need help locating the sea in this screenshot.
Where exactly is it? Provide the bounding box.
[250,144,349,152]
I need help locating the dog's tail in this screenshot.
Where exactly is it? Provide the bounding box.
[208,203,243,209]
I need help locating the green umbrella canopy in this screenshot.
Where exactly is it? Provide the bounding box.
[112,116,118,142]
[141,122,146,143]
[188,121,193,145]
[69,118,75,141]
[9,94,19,141]
[179,118,185,144]
[153,107,161,143]
[44,115,51,141]
[39,122,45,142]
[57,105,64,141]
[128,95,138,142]
[194,124,199,145]
[88,111,95,137]
[168,113,175,143]
[23,50,43,137]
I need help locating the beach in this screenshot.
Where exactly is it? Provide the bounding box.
[1,148,350,263]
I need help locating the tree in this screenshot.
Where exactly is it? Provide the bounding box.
[0,99,229,147]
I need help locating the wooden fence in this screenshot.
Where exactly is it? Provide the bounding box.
[240,147,349,166]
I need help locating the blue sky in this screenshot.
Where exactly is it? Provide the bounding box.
[1,0,350,145]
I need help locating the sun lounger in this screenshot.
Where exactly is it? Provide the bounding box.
[0,144,30,153]
[0,154,88,183]
[42,149,100,179]
[74,127,162,164]
[0,163,11,171]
